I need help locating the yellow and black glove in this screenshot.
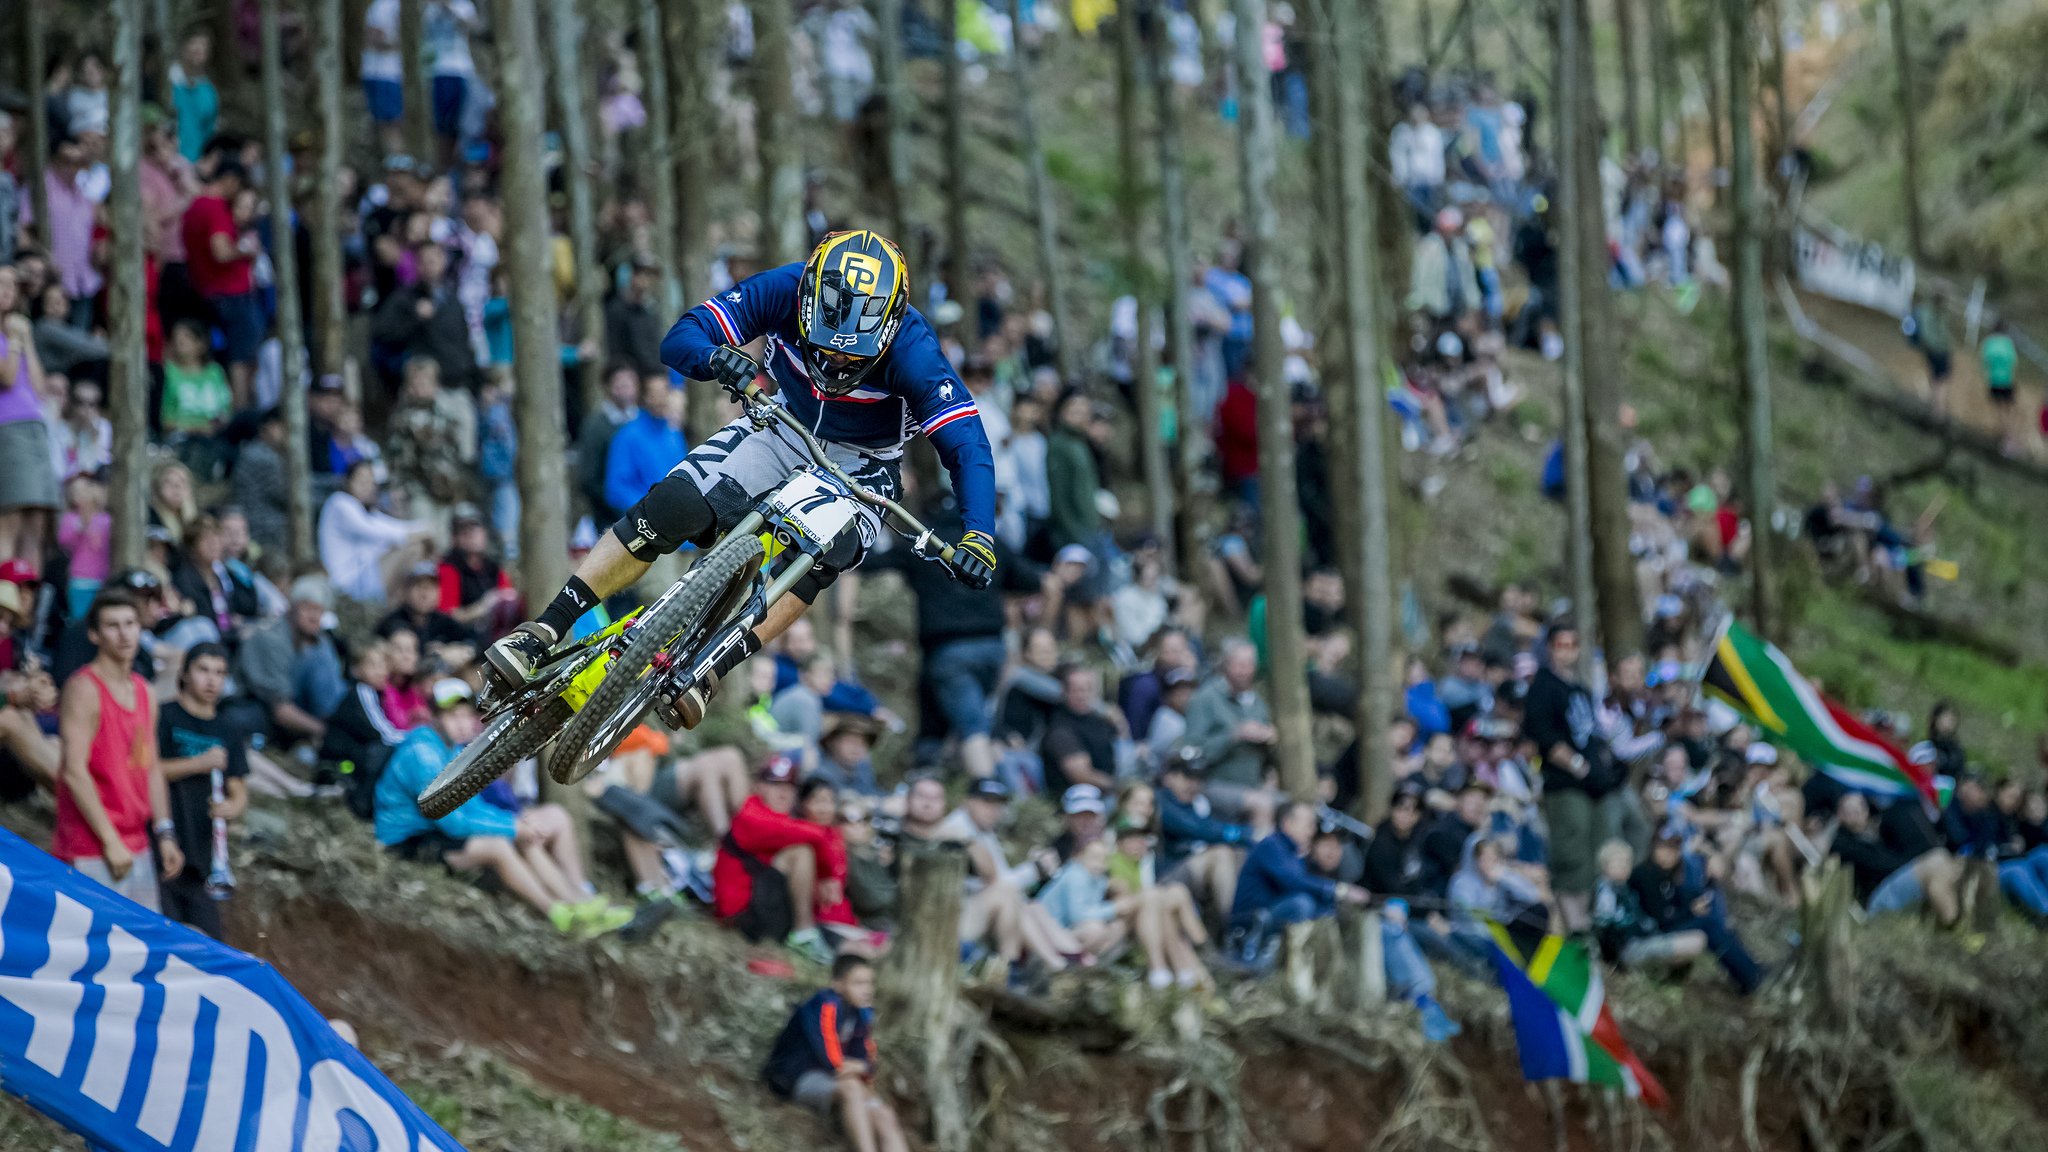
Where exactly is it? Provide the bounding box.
[949,530,997,590]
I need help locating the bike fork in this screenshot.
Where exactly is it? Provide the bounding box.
[650,553,819,729]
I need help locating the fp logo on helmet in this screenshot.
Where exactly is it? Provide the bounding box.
[838,251,883,294]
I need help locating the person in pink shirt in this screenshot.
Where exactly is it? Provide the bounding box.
[19,135,101,324]
[58,474,112,622]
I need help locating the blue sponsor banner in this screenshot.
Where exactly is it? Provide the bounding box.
[0,827,465,1151]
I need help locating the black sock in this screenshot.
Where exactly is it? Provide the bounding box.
[536,577,599,639]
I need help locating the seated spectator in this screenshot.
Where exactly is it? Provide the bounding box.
[381,562,478,671]
[317,460,433,604]
[437,507,517,642]
[1038,663,1125,798]
[814,715,883,797]
[1594,840,1707,972]
[934,776,1081,972]
[1143,665,1200,766]
[772,617,890,720]
[1050,783,1108,861]
[1825,792,1960,926]
[0,579,59,804]
[1035,836,1136,964]
[713,754,848,964]
[159,318,232,479]
[155,642,247,939]
[1102,814,1212,988]
[1180,638,1278,837]
[233,576,346,748]
[229,409,293,556]
[1627,831,1763,995]
[373,678,632,936]
[1935,773,2047,917]
[1227,801,1371,970]
[1155,748,1247,923]
[321,640,410,811]
[761,954,909,1152]
[994,626,1064,785]
[169,515,258,645]
[796,778,887,958]
[772,652,842,766]
[378,625,432,729]
[1449,836,1551,957]
[1123,628,1199,747]
[837,796,898,929]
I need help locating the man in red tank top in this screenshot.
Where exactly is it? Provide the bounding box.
[54,590,183,910]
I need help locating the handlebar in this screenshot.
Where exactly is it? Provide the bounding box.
[723,365,957,566]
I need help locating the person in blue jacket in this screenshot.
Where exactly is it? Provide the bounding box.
[375,678,632,936]
[484,230,998,728]
[1227,800,1371,967]
[762,954,909,1152]
[602,374,688,522]
[1155,748,1251,921]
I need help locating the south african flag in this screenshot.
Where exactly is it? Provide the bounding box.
[1488,926,1668,1108]
[1700,619,1939,812]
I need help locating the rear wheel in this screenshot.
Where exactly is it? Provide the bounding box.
[549,532,765,784]
[416,698,566,819]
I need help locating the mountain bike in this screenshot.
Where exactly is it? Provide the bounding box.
[415,355,962,819]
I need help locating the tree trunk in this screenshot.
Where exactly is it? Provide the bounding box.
[1760,0,1791,192]
[1331,0,1395,824]
[1148,4,1203,574]
[1115,7,1172,553]
[1230,0,1314,801]
[493,0,569,613]
[940,0,970,304]
[1643,0,1676,158]
[1726,0,1776,635]
[877,846,970,1152]
[1563,0,1644,658]
[1614,0,1643,158]
[109,0,151,572]
[665,0,726,440]
[311,0,350,385]
[22,2,51,253]
[1553,0,1598,663]
[1887,0,1925,262]
[1703,2,1726,190]
[638,0,680,315]
[151,0,176,117]
[1004,3,1076,384]
[401,0,433,161]
[263,0,316,568]
[752,0,804,265]
[550,0,605,413]
[873,0,913,250]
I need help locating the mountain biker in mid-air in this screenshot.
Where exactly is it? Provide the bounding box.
[482,229,998,723]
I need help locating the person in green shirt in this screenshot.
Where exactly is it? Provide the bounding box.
[1045,390,1103,553]
[1981,319,2020,455]
[162,319,233,436]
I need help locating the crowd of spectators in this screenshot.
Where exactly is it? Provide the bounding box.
[6,5,2048,1147]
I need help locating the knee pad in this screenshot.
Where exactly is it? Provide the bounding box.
[612,474,719,558]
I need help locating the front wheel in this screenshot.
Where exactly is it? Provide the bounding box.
[416,699,564,819]
[549,532,765,784]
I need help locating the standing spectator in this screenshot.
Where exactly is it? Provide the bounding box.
[318,460,433,604]
[54,591,183,911]
[1389,103,1446,221]
[1204,249,1255,381]
[1523,623,1622,930]
[1044,390,1102,553]
[371,243,478,394]
[713,754,847,964]
[576,365,639,519]
[155,643,247,938]
[1179,639,1279,835]
[1226,801,1370,968]
[229,408,292,554]
[362,0,407,155]
[384,356,473,523]
[180,160,262,410]
[374,678,633,935]
[0,282,57,572]
[1406,208,1480,331]
[1905,289,1952,417]
[1041,664,1123,795]
[22,138,101,325]
[58,475,113,622]
[1980,319,2020,455]
[168,31,219,163]
[604,258,667,381]
[761,954,909,1152]
[425,0,483,163]
[161,318,233,475]
[603,376,687,523]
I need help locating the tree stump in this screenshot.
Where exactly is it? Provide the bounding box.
[1791,860,1857,1028]
[878,844,970,1152]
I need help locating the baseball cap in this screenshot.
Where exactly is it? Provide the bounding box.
[1160,746,1208,776]
[1061,784,1106,816]
[757,754,801,785]
[1745,743,1779,766]
[1112,812,1151,837]
[0,560,38,585]
[1162,666,1198,690]
[967,777,1012,802]
[109,569,164,598]
[1054,544,1093,567]
[0,583,22,621]
[450,502,485,528]
[430,678,474,711]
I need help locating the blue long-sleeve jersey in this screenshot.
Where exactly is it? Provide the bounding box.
[661,263,997,537]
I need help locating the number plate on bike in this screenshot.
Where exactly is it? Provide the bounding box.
[770,470,859,546]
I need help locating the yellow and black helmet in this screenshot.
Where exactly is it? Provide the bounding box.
[797,229,910,395]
